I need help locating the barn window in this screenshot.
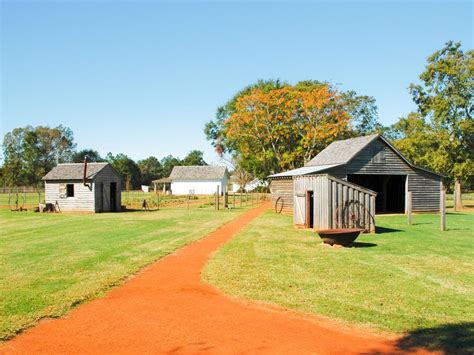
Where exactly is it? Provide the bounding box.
[373,147,386,163]
[66,184,75,197]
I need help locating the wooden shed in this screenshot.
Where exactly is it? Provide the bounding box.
[293,175,377,232]
[42,162,122,212]
[270,134,444,225]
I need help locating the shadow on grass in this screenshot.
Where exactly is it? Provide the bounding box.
[394,322,474,355]
[375,226,401,234]
[350,242,377,248]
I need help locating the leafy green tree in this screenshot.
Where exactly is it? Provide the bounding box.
[71,149,104,163]
[138,156,162,185]
[2,125,76,186]
[341,91,383,134]
[387,113,441,169]
[182,150,207,166]
[408,41,473,204]
[106,153,141,190]
[160,155,181,178]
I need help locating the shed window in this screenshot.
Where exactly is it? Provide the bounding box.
[66,184,75,197]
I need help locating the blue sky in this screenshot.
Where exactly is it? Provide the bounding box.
[1,1,472,164]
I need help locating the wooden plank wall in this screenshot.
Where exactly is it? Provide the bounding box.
[269,178,293,215]
[327,139,412,176]
[45,180,95,212]
[407,171,441,212]
[94,165,122,212]
[294,175,376,232]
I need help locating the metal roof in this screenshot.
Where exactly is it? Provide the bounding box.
[268,164,341,178]
[42,163,110,181]
[169,166,229,180]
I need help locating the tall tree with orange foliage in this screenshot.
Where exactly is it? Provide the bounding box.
[205,80,379,178]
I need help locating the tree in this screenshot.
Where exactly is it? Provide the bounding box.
[182,150,207,166]
[138,156,162,185]
[341,91,383,134]
[408,41,473,207]
[386,113,440,169]
[205,79,287,156]
[71,149,104,163]
[2,125,76,186]
[205,80,381,178]
[160,155,181,178]
[106,153,141,190]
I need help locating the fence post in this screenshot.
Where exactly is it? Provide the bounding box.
[216,185,220,210]
[407,191,412,225]
[440,187,446,231]
[240,191,242,207]
[453,180,462,211]
[233,191,236,209]
[224,186,227,208]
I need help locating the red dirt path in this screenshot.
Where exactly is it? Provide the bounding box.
[1,203,431,354]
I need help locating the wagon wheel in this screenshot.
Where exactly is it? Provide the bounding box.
[274,196,284,214]
[8,192,25,211]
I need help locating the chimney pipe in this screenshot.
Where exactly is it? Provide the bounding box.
[83,156,88,186]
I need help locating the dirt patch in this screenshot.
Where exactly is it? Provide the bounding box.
[0,203,432,354]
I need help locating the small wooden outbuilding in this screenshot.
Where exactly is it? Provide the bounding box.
[42,162,122,212]
[269,134,444,230]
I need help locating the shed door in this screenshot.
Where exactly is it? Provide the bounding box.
[294,194,305,225]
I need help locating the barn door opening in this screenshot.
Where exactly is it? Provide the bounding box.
[305,191,314,229]
[348,174,405,213]
[110,182,117,212]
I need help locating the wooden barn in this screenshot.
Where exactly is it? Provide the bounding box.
[42,162,122,212]
[269,134,444,230]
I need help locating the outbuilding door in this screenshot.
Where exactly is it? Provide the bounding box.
[110,182,117,212]
[305,191,314,228]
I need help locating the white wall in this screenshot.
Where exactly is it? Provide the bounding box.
[171,178,227,195]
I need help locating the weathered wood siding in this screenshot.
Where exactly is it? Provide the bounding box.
[270,137,442,215]
[45,180,95,212]
[326,139,411,176]
[407,170,441,212]
[326,138,441,212]
[270,178,293,215]
[94,165,122,212]
[294,174,376,232]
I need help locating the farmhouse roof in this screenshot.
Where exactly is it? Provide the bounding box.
[170,166,228,180]
[42,163,110,180]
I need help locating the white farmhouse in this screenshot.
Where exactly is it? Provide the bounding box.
[170,166,229,195]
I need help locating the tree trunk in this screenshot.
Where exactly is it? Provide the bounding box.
[454,179,463,211]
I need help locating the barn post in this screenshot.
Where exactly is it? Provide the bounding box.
[440,185,446,231]
[407,191,412,225]
[369,195,376,233]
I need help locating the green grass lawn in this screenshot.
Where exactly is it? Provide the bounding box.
[0,206,247,340]
[204,210,474,334]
